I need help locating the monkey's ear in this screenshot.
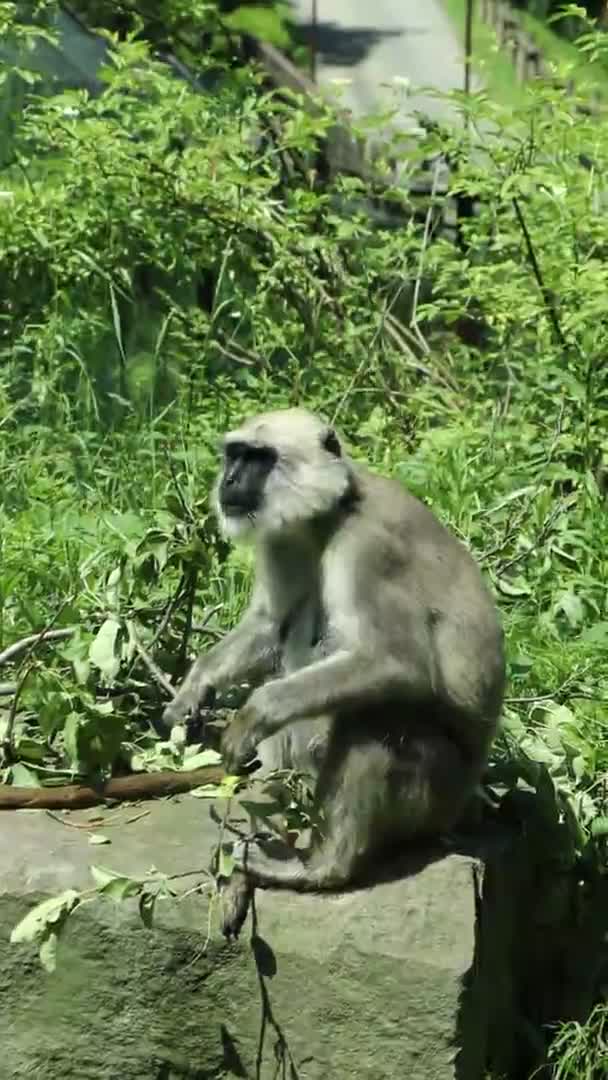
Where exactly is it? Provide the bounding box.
[322,428,341,457]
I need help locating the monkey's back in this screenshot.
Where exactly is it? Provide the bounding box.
[324,465,505,729]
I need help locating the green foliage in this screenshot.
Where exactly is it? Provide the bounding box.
[443,0,528,105]
[10,860,216,970]
[1,6,608,1024]
[547,1003,608,1078]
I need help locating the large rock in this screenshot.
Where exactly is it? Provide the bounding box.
[0,792,596,1079]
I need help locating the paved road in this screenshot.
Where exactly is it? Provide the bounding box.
[291,0,469,131]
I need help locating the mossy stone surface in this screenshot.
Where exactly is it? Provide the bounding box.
[0,798,511,1079]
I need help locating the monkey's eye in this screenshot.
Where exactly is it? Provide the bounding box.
[224,441,247,462]
[224,441,276,467]
[246,445,277,467]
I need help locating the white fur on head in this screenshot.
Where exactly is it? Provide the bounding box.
[214,408,352,543]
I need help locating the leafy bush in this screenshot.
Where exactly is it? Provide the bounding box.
[0,0,606,869]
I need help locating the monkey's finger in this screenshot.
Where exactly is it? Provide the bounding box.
[160,702,184,729]
[169,724,187,750]
[232,755,263,777]
[221,737,261,775]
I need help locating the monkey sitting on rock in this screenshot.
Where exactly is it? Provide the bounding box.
[162,408,505,937]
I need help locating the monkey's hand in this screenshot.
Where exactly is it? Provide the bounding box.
[161,680,215,736]
[221,699,266,774]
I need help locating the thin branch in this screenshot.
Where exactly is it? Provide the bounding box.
[1,605,75,763]
[3,665,33,764]
[0,628,75,667]
[410,158,443,355]
[177,569,198,680]
[512,196,567,350]
[152,573,186,646]
[45,808,150,829]
[129,624,176,699]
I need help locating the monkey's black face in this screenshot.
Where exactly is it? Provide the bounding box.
[219,440,277,518]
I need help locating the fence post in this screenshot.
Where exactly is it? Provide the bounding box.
[525,45,541,79]
[464,0,474,96]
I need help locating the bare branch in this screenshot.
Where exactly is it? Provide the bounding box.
[0,628,75,668]
[0,764,226,811]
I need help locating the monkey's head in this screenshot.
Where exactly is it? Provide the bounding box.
[214,408,352,541]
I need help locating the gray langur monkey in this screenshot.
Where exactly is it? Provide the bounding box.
[162,407,505,926]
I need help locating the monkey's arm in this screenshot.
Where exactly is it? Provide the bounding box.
[221,537,435,770]
[257,648,427,724]
[162,594,280,728]
[221,646,429,770]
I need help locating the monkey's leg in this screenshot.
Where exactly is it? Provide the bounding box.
[230,734,474,891]
[230,739,394,890]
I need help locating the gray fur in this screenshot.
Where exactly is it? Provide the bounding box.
[162,408,505,931]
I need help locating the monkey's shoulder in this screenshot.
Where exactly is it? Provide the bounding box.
[344,467,460,552]
[327,466,494,606]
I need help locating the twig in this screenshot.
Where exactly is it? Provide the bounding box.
[128,622,176,699]
[164,448,195,523]
[3,666,33,765]
[45,808,151,829]
[1,606,75,763]
[191,603,224,635]
[332,275,421,425]
[410,158,443,355]
[212,340,256,367]
[512,196,567,351]
[124,576,186,688]
[0,628,75,667]
[177,569,198,680]
[151,573,186,647]
[494,503,562,576]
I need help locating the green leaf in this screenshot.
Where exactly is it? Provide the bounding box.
[496,576,532,598]
[581,621,608,644]
[97,876,142,901]
[62,712,81,767]
[189,775,241,798]
[109,283,127,370]
[590,817,608,839]
[90,865,122,888]
[10,890,81,945]
[9,762,40,787]
[89,618,121,680]
[181,748,222,771]
[554,591,584,628]
[39,931,58,973]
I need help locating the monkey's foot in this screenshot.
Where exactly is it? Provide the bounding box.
[220,870,254,940]
[232,838,305,887]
